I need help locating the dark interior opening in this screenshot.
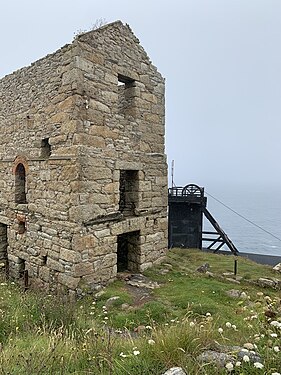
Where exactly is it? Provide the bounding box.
[117,231,140,272]
[41,255,47,265]
[0,224,8,277]
[18,258,25,278]
[15,163,27,204]
[119,170,138,216]
[41,138,51,158]
[18,221,26,234]
[118,74,135,87]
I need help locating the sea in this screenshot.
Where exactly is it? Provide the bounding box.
[202,185,281,257]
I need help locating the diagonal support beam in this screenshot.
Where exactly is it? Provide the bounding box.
[202,207,239,255]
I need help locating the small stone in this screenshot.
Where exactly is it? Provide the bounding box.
[95,290,106,298]
[222,272,234,277]
[225,278,240,284]
[106,296,120,306]
[134,325,146,334]
[159,268,170,275]
[196,263,210,273]
[121,303,130,310]
[162,367,187,375]
[226,289,241,298]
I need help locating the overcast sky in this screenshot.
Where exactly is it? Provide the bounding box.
[1,0,281,190]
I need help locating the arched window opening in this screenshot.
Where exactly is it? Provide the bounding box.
[15,163,27,204]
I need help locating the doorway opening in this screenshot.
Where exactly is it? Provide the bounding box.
[0,224,8,277]
[18,258,26,278]
[117,231,140,272]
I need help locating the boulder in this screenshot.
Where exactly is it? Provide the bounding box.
[257,278,276,288]
[273,263,281,273]
[197,350,234,367]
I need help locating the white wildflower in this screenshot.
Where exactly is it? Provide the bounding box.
[242,355,250,362]
[119,352,127,358]
[148,339,155,345]
[225,322,232,328]
[235,361,241,367]
[271,373,281,375]
[218,327,223,334]
[133,350,140,356]
[206,312,211,317]
[189,322,195,327]
[253,362,264,369]
[231,324,237,330]
[273,346,280,352]
[225,362,234,371]
[270,333,278,338]
[271,321,281,328]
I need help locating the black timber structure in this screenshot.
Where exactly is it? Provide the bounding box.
[168,184,239,255]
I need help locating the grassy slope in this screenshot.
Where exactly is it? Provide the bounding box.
[0,249,280,374]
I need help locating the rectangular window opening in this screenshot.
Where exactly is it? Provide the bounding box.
[118,74,136,113]
[18,221,26,234]
[41,255,47,265]
[117,231,140,273]
[41,138,51,158]
[119,170,139,216]
[118,74,135,88]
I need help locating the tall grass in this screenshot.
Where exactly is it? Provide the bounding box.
[0,249,280,374]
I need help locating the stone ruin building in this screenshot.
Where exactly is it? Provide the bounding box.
[0,21,167,294]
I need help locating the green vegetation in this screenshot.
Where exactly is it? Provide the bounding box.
[0,249,280,374]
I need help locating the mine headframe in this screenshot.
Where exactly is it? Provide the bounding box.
[168,183,239,255]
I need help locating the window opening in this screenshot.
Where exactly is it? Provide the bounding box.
[18,221,26,234]
[118,74,135,87]
[15,163,27,204]
[41,138,51,158]
[119,170,138,216]
[117,231,140,272]
[118,74,135,113]
[41,255,47,265]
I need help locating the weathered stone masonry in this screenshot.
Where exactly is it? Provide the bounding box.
[0,21,167,294]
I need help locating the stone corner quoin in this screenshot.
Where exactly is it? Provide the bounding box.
[0,21,168,294]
